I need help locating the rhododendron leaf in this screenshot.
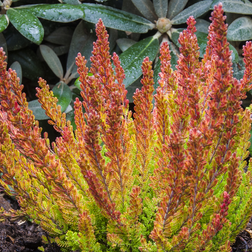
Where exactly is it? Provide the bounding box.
[167,0,188,19]
[7,9,43,44]
[116,38,137,52]
[227,17,252,41]
[211,0,252,14]
[52,81,72,112]
[171,1,212,25]
[131,0,157,22]
[28,99,49,120]
[0,14,9,33]
[9,61,22,84]
[153,0,168,18]
[40,44,64,79]
[24,4,84,22]
[119,36,159,88]
[80,3,154,33]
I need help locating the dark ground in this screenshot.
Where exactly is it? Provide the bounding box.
[0,193,251,252]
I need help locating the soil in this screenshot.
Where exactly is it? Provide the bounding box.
[0,193,251,252]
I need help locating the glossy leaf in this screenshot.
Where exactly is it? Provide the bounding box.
[232,58,245,80]
[52,81,72,112]
[40,44,64,79]
[28,99,49,120]
[119,36,159,88]
[227,17,252,41]
[195,18,210,34]
[211,0,252,14]
[24,4,84,23]
[44,26,73,46]
[61,0,81,4]
[4,25,32,51]
[80,3,155,33]
[153,0,168,18]
[8,48,44,80]
[67,20,96,76]
[9,61,22,84]
[171,1,212,25]
[116,38,137,52]
[167,0,188,19]
[131,0,157,22]
[7,9,44,44]
[0,14,9,33]
[126,77,142,103]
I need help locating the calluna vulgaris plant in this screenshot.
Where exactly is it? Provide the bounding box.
[1,4,252,252]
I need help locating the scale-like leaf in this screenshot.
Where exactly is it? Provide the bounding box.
[227,17,252,41]
[131,0,157,22]
[119,36,159,87]
[7,8,43,44]
[23,4,84,22]
[167,0,188,19]
[80,3,154,33]
[211,0,252,14]
[153,0,168,18]
[171,1,212,25]
[0,14,9,33]
[40,45,64,79]
[10,61,22,84]
[52,81,72,112]
[67,20,96,76]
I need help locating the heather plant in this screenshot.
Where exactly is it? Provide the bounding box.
[0,4,252,252]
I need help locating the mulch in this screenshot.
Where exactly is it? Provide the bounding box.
[0,192,251,252]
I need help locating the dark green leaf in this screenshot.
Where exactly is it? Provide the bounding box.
[0,14,9,33]
[167,0,188,19]
[80,3,155,33]
[195,18,210,34]
[233,58,245,80]
[67,20,96,76]
[126,77,142,103]
[119,36,159,88]
[153,0,168,18]
[61,0,81,4]
[23,4,84,22]
[131,0,157,22]
[227,17,252,41]
[7,8,44,44]
[211,0,252,14]
[40,44,64,79]
[44,26,73,46]
[28,99,49,120]
[170,28,184,47]
[4,25,32,51]
[171,1,211,25]
[8,48,44,80]
[52,81,72,112]
[9,61,22,84]
[116,38,137,52]
[0,33,7,57]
